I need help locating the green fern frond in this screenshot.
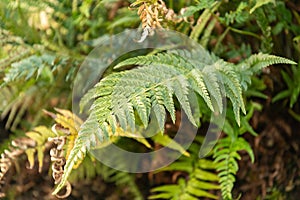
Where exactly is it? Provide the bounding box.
[107,168,143,200]
[220,2,249,26]
[57,48,295,196]
[254,7,273,53]
[237,53,296,91]
[56,51,237,194]
[272,64,300,108]
[239,53,296,74]
[0,86,34,130]
[250,0,275,14]
[2,54,56,84]
[182,0,216,17]
[169,48,217,65]
[115,52,218,113]
[150,140,220,199]
[0,53,76,130]
[213,121,254,200]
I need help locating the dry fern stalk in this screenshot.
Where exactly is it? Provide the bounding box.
[49,124,71,199]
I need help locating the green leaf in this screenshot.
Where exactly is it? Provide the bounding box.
[25,148,36,169]
[152,133,190,157]
[250,0,275,14]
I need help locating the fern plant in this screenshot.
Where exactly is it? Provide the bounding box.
[0,51,77,131]
[272,64,300,108]
[213,119,255,200]
[1,0,299,199]
[53,44,295,195]
[149,137,220,200]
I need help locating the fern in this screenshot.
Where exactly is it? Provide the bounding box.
[149,138,220,199]
[189,2,220,41]
[254,7,273,53]
[272,64,300,108]
[0,28,34,69]
[250,0,275,14]
[54,47,295,194]
[236,53,296,91]
[0,108,87,197]
[182,0,216,17]
[220,2,250,26]
[25,126,56,172]
[1,52,74,86]
[212,102,263,200]
[0,52,78,130]
[213,137,253,199]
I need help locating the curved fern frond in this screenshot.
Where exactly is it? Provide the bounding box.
[0,86,35,130]
[57,48,295,195]
[216,60,245,125]
[115,52,217,112]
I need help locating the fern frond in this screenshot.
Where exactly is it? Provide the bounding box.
[217,62,245,125]
[236,53,296,91]
[58,48,295,196]
[213,121,254,200]
[25,126,56,172]
[0,86,37,130]
[2,54,56,84]
[54,51,234,194]
[150,140,220,199]
[0,53,76,130]
[238,53,296,74]
[52,109,154,195]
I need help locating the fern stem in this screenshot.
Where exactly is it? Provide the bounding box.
[228,27,261,40]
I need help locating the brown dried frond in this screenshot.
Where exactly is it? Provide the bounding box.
[0,109,78,198]
[133,0,193,27]
[0,137,36,197]
[131,0,193,42]
[49,125,71,198]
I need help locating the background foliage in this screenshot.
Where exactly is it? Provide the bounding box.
[0,0,300,199]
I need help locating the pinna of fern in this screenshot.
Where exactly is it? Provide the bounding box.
[53,44,296,195]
